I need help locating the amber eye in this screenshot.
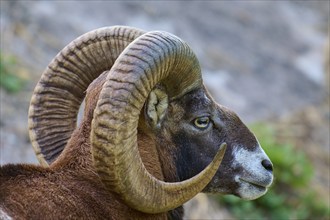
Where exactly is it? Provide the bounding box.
[194,116,210,129]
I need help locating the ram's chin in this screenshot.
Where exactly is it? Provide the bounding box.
[236,180,268,200]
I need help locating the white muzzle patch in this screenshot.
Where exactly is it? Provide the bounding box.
[232,143,273,200]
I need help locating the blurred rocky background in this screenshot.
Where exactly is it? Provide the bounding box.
[0,1,329,219]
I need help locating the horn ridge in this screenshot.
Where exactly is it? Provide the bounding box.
[91,31,225,213]
[29,26,145,166]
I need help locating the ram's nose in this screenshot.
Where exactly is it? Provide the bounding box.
[261,159,273,172]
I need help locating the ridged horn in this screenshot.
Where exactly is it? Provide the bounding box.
[28,26,145,166]
[91,31,227,213]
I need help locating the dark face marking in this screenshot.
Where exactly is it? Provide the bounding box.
[156,88,273,199]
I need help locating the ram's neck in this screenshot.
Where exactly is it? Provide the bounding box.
[50,116,168,179]
[138,131,184,219]
[49,121,94,174]
[136,130,165,180]
[50,120,184,219]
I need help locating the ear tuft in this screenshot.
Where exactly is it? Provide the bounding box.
[146,88,168,128]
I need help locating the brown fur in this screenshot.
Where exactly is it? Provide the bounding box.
[0,72,170,219]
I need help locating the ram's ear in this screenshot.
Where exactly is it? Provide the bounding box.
[145,87,168,129]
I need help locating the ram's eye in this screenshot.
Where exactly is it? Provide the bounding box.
[194,117,210,129]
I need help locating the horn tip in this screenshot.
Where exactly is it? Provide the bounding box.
[216,142,227,160]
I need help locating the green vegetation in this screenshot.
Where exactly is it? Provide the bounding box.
[0,52,26,93]
[216,123,329,220]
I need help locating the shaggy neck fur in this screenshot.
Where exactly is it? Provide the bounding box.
[50,73,184,219]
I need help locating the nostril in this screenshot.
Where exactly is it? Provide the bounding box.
[261,159,273,172]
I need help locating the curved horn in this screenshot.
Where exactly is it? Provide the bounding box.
[91,31,227,213]
[28,26,145,166]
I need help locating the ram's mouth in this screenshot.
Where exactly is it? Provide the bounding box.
[239,178,269,191]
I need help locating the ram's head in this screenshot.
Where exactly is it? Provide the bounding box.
[28,26,273,214]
